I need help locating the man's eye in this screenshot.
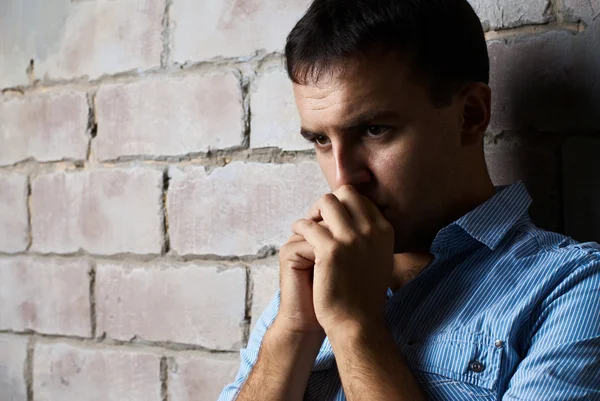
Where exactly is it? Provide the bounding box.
[366,125,388,136]
[308,135,329,146]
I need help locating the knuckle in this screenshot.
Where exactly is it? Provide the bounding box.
[360,224,376,237]
[340,184,354,193]
[279,243,291,258]
[344,232,361,245]
[293,219,311,230]
[303,219,316,229]
[321,193,338,204]
[381,220,394,235]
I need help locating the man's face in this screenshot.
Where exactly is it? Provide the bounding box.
[293,53,467,253]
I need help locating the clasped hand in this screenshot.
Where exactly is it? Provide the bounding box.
[281,184,395,336]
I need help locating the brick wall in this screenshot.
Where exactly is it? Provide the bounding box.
[1,0,599,400]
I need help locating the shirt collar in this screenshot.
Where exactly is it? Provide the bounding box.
[433,181,533,252]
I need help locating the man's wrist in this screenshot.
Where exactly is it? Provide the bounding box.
[325,316,389,349]
[268,318,326,345]
[236,321,325,401]
[263,318,326,370]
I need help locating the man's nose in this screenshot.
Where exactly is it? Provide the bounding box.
[333,147,372,190]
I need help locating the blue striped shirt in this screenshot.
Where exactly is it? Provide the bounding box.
[218,182,600,400]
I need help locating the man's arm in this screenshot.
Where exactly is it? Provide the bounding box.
[235,321,324,401]
[328,319,425,401]
[501,257,600,400]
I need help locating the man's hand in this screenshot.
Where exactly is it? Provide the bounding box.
[290,184,395,334]
[274,230,323,335]
[235,226,330,401]
[288,185,426,401]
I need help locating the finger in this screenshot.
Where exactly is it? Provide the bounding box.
[289,219,330,242]
[333,185,374,227]
[291,218,335,249]
[359,194,390,229]
[286,232,305,243]
[306,200,323,222]
[281,240,316,270]
[313,193,356,240]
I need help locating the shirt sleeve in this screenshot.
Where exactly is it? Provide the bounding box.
[502,255,600,400]
[217,290,281,401]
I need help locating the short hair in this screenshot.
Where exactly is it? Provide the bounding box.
[285,0,489,106]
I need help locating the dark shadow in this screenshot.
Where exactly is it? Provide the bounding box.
[486,18,600,243]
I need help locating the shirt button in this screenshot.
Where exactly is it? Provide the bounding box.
[469,360,485,373]
[495,340,504,348]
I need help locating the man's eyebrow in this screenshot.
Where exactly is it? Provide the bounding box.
[300,127,319,139]
[300,109,401,138]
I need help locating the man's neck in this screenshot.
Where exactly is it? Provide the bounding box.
[391,252,435,291]
[390,177,497,292]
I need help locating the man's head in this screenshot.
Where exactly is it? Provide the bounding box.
[286,0,495,253]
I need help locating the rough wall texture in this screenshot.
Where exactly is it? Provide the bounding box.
[1,0,599,400]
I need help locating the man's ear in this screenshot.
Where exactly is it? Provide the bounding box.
[458,82,492,146]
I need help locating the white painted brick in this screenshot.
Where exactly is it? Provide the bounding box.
[171,0,311,63]
[33,342,160,401]
[0,0,163,87]
[0,174,29,253]
[168,353,240,401]
[250,262,279,331]
[468,0,551,29]
[95,74,244,160]
[31,169,163,255]
[251,69,310,150]
[168,162,330,256]
[0,91,89,166]
[0,257,90,337]
[96,262,247,350]
[0,335,28,401]
[564,0,600,21]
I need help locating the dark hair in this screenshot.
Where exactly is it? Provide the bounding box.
[285,0,489,106]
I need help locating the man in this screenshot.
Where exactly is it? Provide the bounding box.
[219,0,600,399]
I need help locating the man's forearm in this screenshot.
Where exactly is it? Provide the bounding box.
[236,321,325,401]
[328,320,426,401]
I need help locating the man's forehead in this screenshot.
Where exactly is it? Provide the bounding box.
[292,74,410,133]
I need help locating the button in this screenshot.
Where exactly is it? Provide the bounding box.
[469,360,485,373]
[495,340,504,348]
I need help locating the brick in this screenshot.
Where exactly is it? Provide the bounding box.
[168,353,240,401]
[95,74,244,160]
[33,342,160,401]
[250,262,279,331]
[168,162,330,256]
[564,0,600,22]
[0,335,28,401]
[31,169,163,255]
[488,27,600,133]
[251,69,310,150]
[0,257,90,336]
[0,175,28,253]
[562,138,600,243]
[485,140,561,232]
[171,0,311,63]
[468,0,551,30]
[0,91,89,166]
[96,262,247,350]
[0,0,163,88]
